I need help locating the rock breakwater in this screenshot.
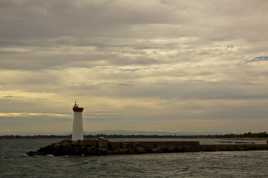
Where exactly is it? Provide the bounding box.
[27,139,268,156]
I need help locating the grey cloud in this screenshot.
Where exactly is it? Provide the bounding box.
[0,0,181,41]
[1,0,267,44]
[248,56,268,63]
[69,80,268,101]
[0,48,161,70]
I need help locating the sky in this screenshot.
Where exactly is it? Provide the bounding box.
[0,0,268,134]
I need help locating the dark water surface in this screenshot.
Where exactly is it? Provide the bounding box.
[1,138,268,178]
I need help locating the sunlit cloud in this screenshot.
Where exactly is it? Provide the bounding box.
[0,90,57,100]
[0,112,69,118]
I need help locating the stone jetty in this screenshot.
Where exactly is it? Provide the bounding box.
[27,139,268,156]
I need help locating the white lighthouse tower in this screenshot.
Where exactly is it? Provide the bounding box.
[72,101,84,141]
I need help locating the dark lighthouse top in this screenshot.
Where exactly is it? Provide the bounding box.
[73,102,84,112]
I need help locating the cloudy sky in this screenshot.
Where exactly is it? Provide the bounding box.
[0,0,268,134]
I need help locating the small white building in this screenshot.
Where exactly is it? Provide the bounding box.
[72,102,84,141]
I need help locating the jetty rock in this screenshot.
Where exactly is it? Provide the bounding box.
[27,139,200,156]
[27,139,268,156]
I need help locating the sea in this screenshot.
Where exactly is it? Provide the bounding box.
[1,138,268,178]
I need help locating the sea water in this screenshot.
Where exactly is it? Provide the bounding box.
[1,138,268,178]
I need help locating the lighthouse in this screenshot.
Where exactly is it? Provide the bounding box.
[72,102,84,141]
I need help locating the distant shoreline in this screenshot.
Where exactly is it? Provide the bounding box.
[1,132,268,139]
